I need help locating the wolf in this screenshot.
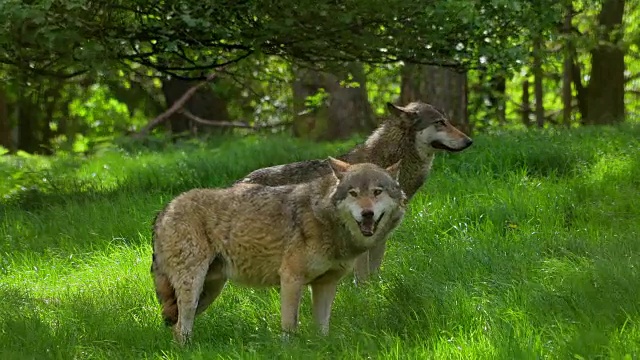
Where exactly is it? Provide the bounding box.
[151,157,407,344]
[240,101,473,282]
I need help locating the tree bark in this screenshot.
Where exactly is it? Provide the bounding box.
[39,82,64,154]
[292,62,375,141]
[522,78,531,127]
[17,99,39,153]
[584,0,625,125]
[562,3,574,127]
[0,86,11,151]
[571,55,588,123]
[14,75,42,154]
[533,36,545,128]
[400,64,470,134]
[161,77,230,136]
[490,74,506,125]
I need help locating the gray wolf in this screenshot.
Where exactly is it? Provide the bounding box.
[151,157,407,344]
[240,101,473,282]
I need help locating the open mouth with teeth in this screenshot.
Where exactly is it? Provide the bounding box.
[356,213,385,237]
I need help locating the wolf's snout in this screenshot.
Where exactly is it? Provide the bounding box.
[357,209,378,237]
[463,137,473,148]
[361,209,374,219]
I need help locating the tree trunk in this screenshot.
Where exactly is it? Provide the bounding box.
[571,56,588,123]
[292,63,375,141]
[400,64,470,134]
[562,3,574,127]
[14,76,42,154]
[39,83,63,154]
[0,86,11,151]
[533,37,545,128]
[522,78,531,127]
[161,77,230,136]
[584,0,625,125]
[490,74,506,125]
[17,99,39,153]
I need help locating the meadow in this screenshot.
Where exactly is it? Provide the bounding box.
[1,124,639,359]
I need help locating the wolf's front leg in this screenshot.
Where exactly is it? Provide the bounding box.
[353,240,387,283]
[367,239,387,275]
[310,275,341,335]
[279,272,304,336]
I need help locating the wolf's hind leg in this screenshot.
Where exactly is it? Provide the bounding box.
[172,262,208,345]
[196,258,227,315]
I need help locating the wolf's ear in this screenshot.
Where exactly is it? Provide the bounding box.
[386,102,407,118]
[387,102,417,125]
[385,160,401,182]
[327,157,350,180]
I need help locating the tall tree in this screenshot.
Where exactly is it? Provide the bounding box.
[489,74,507,125]
[0,85,11,151]
[562,2,575,127]
[292,63,375,141]
[400,64,470,134]
[521,78,531,127]
[532,36,545,128]
[583,0,626,124]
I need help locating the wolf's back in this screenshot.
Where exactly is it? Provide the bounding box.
[239,159,333,186]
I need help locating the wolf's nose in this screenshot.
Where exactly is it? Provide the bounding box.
[464,138,473,147]
[361,210,374,219]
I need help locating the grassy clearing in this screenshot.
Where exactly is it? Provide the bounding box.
[1,125,639,359]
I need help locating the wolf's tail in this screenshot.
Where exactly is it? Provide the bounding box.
[151,253,178,326]
[151,208,178,326]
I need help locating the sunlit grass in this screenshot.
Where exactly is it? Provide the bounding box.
[1,124,639,359]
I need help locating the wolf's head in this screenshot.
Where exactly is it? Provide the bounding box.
[327,157,406,238]
[387,101,473,157]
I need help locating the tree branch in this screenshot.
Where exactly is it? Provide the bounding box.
[181,110,288,130]
[128,51,254,80]
[133,69,225,138]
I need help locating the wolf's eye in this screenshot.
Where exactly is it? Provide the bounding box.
[373,188,382,196]
[348,189,358,197]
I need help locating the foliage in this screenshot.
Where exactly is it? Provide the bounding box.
[0,0,637,155]
[1,124,640,358]
[0,0,562,79]
[365,63,402,116]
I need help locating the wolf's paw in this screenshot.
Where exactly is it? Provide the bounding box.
[281,331,290,343]
[281,331,299,344]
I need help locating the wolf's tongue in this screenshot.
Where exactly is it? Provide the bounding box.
[359,218,375,236]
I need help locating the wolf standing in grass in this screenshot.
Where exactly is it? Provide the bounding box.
[151,157,406,344]
[241,101,473,282]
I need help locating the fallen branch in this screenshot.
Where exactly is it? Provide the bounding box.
[133,68,225,138]
[181,110,288,130]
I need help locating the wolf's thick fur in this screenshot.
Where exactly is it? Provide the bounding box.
[240,101,473,282]
[151,158,406,344]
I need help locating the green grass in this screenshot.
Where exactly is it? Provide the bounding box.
[1,125,640,359]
